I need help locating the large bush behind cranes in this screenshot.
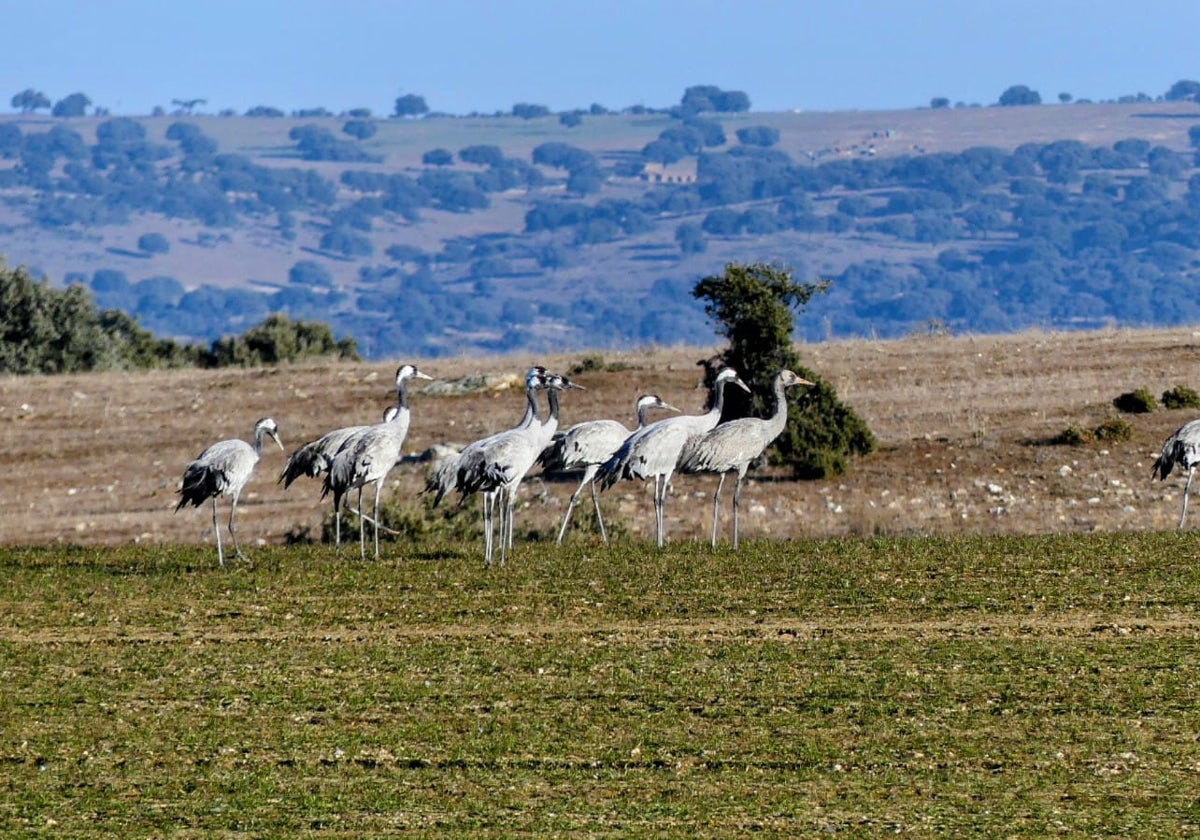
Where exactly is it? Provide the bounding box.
[693,261,875,478]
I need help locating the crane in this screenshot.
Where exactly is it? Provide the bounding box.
[458,371,582,566]
[322,364,432,559]
[279,405,399,545]
[596,367,750,548]
[175,416,283,567]
[539,393,677,544]
[1152,417,1200,528]
[679,369,813,549]
[423,366,547,508]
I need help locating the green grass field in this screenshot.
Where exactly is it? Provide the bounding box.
[2,533,1198,836]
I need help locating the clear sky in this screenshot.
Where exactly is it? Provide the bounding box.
[3,0,1199,117]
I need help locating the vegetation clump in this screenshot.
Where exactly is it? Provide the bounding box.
[1052,425,1093,446]
[1094,416,1134,442]
[1161,384,1200,410]
[1112,387,1157,414]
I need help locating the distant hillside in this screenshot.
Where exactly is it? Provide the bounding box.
[3,100,1200,358]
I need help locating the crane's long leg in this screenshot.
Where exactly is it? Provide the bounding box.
[653,474,666,549]
[710,473,726,550]
[483,491,495,567]
[357,486,366,560]
[372,480,382,560]
[212,497,225,568]
[589,477,608,544]
[229,491,245,560]
[556,475,588,544]
[1181,467,1195,529]
[732,473,744,551]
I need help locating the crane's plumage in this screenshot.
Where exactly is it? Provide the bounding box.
[679,369,813,549]
[176,416,283,567]
[596,367,750,548]
[1152,417,1200,528]
[323,364,432,558]
[540,393,677,543]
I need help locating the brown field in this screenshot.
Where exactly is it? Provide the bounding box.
[4,325,1200,551]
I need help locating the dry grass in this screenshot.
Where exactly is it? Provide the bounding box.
[4,325,1200,550]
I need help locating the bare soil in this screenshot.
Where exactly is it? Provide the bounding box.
[3,325,1199,548]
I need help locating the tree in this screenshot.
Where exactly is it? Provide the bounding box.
[692,262,875,477]
[675,221,706,255]
[512,102,551,119]
[735,126,781,147]
[997,85,1041,106]
[11,88,50,113]
[1165,79,1200,102]
[51,92,91,117]
[930,97,950,109]
[342,119,377,140]
[1058,92,1073,104]
[422,148,453,166]
[137,232,170,255]
[559,111,583,128]
[393,94,429,117]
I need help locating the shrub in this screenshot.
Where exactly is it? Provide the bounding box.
[1052,425,1093,446]
[1094,417,1134,442]
[1162,384,1200,410]
[1112,388,1157,413]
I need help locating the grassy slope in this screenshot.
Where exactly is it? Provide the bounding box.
[2,535,1197,835]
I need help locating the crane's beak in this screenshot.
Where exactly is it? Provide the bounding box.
[271,431,284,451]
[415,371,433,381]
[661,401,680,412]
[733,376,751,393]
[796,377,814,387]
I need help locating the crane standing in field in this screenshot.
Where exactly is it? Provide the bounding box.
[679,369,813,549]
[279,405,399,546]
[176,416,284,567]
[323,364,433,559]
[1152,417,1200,528]
[458,371,582,566]
[597,367,750,548]
[424,366,548,509]
[539,393,678,544]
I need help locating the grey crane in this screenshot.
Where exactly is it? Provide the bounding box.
[175,416,283,567]
[539,393,678,544]
[596,367,750,548]
[1152,417,1200,528]
[458,371,582,566]
[424,366,547,509]
[322,364,432,559]
[279,405,399,546]
[679,369,813,549]
[425,366,547,566]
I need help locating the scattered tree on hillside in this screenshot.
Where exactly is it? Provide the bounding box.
[171,98,207,114]
[930,97,950,109]
[1165,79,1200,102]
[680,85,751,114]
[51,92,91,118]
[998,85,1041,106]
[137,232,170,255]
[513,102,551,119]
[393,94,429,118]
[342,119,377,140]
[11,88,50,113]
[692,261,875,478]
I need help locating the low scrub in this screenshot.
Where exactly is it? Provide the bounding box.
[1161,384,1200,410]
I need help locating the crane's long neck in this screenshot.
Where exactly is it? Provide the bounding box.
[517,385,541,429]
[635,403,651,429]
[395,380,410,412]
[764,375,791,438]
[701,380,729,431]
[252,429,266,458]
[542,388,561,439]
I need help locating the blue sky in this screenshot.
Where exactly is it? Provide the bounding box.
[4,0,1200,116]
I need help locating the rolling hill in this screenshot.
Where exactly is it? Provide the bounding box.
[3,99,1200,358]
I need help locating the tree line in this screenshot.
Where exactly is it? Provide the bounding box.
[0,264,358,375]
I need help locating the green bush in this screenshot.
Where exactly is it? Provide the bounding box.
[1112,387,1157,414]
[1161,384,1200,410]
[1052,425,1093,446]
[1094,417,1134,442]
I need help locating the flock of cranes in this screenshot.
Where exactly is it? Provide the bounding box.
[176,359,1200,568]
[175,363,813,567]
